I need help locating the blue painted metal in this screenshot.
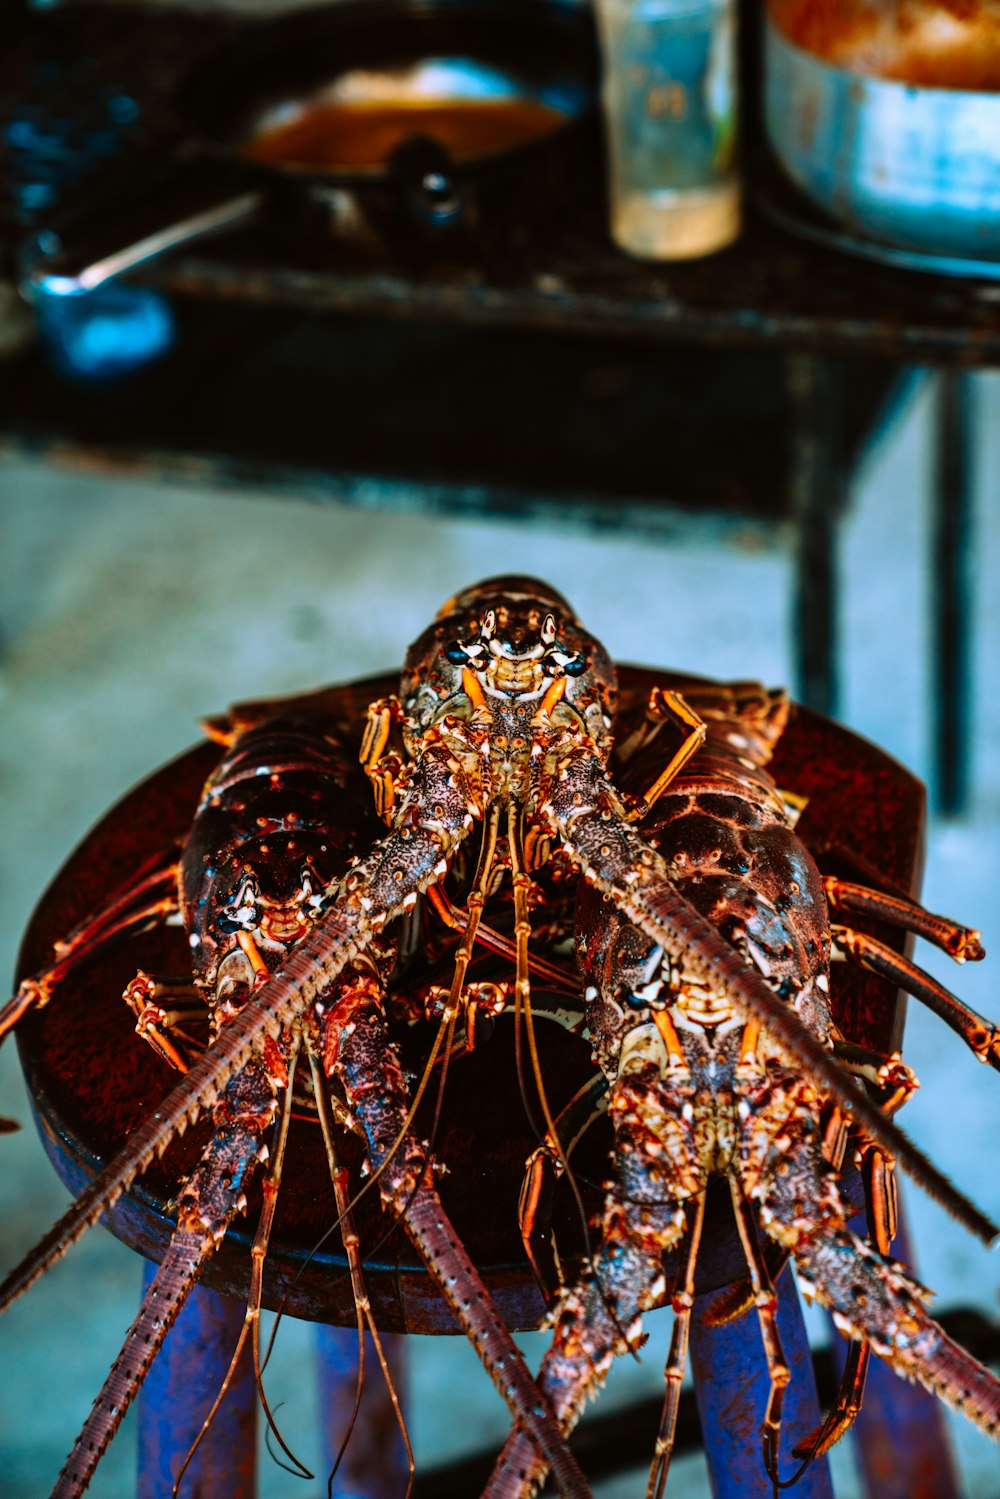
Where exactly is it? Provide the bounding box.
[316,1324,409,1499]
[689,1263,834,1499]
[136,1261,256,1499]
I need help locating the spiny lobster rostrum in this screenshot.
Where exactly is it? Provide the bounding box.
[2,576,999,1498]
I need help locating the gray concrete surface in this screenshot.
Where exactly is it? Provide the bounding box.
[0,370,997,1497]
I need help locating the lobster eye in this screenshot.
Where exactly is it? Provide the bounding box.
[217,879,261,935]
[563,654,587,677]
[445,643,470,665]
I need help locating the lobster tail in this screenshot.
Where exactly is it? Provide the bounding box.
[796,1227,1000,1442]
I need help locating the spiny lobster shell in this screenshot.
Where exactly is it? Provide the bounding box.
[10,667,922,1340]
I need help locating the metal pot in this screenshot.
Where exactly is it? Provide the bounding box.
[764,14,1000,264]
[22,0,596,298]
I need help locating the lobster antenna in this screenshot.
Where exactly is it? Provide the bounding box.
[172,1038,312,1497]
[0,898,371,1314]
[307,1047,415,1499]
[507,804,598,1278]
[49,1229,214,1499]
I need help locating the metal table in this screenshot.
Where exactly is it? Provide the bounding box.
[0,2,993,809]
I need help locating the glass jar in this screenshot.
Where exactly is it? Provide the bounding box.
[596,0,740,260]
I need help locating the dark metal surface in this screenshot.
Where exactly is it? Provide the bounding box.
[789,352,844,720]
[933,371,976,815]
[0,302,901,544]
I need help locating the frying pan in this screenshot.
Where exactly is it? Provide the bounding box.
[23,0,596,297]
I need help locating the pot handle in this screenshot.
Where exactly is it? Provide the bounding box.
[18,143,264,300]
[389,134,466,231]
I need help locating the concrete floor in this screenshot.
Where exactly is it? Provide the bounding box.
[1,370,998,1497]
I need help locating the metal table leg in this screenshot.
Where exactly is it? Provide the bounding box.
[136,1266,257,1499]
[788,353,844,721]
[317,1324,410,1499]
[932,370,976,815]
[689,1263,834,1498]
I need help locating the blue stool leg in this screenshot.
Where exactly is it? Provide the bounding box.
[689,1264,834,1499]
[136,1261,257,1499]
[316,1324,409,1499]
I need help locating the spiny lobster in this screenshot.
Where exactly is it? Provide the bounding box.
[485,674,1000,1497]
[1,576,998,1497]
[1,702,593,1499]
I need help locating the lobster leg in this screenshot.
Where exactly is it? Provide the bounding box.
[727,1171,792,1482]
[308,1040,414,1493]
[623,690,706,821]
[0,851,180,1043]
[49,1048,283,1499]
[647,1187,706,1499]
[739,1063,1000,1443]
[123,971,209,1073]
[832,924,1000,1070]
[319,966,594,1499]
[822,876,984,962]
[791,1141,899,1463]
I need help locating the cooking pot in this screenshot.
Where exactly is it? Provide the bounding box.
[764,10,1000,266]
[23,0,597,297]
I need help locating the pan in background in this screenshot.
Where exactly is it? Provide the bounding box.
[25,0,597,299]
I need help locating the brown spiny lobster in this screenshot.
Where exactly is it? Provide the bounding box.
[2,577,998,1497]
[484,674,1000,1497]
[0,704,591,1499]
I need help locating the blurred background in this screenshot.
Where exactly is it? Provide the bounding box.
[2,0,1000,1495]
